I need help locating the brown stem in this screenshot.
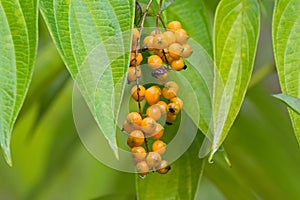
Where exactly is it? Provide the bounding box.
[133,0,154,153]
[155,0,163,34]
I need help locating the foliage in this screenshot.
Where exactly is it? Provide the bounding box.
[0,0,300,199]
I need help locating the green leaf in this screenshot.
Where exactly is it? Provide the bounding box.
[209,0,260,160]
[273,94,300,115]
[40,0,135,157]
[166,0,213,56]
[272,0,300,144]
[0,0,38,165]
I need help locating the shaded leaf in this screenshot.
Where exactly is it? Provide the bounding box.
[209,0,260,160]
[272,0,300,144]
[40,0,135,157]
[0,0,38,164]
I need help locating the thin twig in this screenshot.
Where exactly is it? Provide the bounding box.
[134,0,154,153]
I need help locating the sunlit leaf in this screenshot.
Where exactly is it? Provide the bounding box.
[272,0,300,144]
[40,0,135,157]
[209,0,260,160]
[273,94,300,115]
[0,0,38,165]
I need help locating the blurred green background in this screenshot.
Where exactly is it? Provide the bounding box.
[1,0,300,199]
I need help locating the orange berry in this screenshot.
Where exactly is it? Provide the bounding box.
[127,130,145,148]
[146,152,162,168]
[148,55,163,70]
[141,117,157,135]
[132,28,140,51]
[126,112,142,126]
[130,52,143,66]
[167,102,180,115]
[151,123,164,140]
[182,44,193,58]
[175,29,188,44]
[131,146,146,162]
[167,21,182,31]
[171,58,186,71]
[156,160,171,174]
[152,140,166,154]
[163,31,176,46]
[136,161,149,176]
[170,97,183,109]
[153,33,168,49]
[151,29,161,36]
[143,35,155,50]
[122,120,136,134]
[156,101,168,115]
[146,104,162,121]
[145,85,161,105]
[168,43,183,60]
[127,66,141,83]
[131,85,146,102]
[166,112,176,125]
[162,81,178,100]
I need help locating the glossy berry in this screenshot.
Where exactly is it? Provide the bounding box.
[122,120,136,134]
[152,67,170,84]
[175,29,188,44]
[153,33,168,49]
[132,28,140,51]
[181,44,193,58]
[168,43,183,60]
[126,112,142,126]
[143,35,155,50]
[145,85,161,105]
[167,102,180,115]
[146,104,162,121]
[148,55,163,70]
[146,152,162,168]
[163,31,176,47]
[151,123,164,139]
[141,117,157,135]
[136,161,149,176]
[130,52,143,66]
[131,85,145,102]
[152,140,166,154]
[127,66,141,83]
[166,112,176,125]
[170,97,183,109]
[156,101,168,115]
[162,81,179,100]
[127,130,145,148]
[167,21,182,31]
[171,58,186,71]
[156,160,171,174]
[131,146,146,162]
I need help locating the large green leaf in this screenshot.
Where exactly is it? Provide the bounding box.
[209,0,260,160]
[272,0,300,144]
[0,0,38,165]
[40,0,135,157]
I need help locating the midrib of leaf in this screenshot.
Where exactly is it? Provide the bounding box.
[0,0,37,164]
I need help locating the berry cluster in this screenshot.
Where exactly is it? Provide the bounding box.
[124,20,192,177]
